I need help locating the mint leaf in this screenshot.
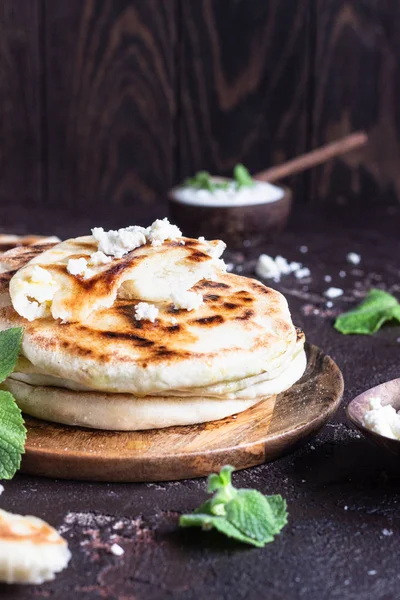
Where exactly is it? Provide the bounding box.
[179,465,288,547]
[335,289,400,335]
[179,513,264,547]
[0,327,23,383]
[226,490,287,543]
[185,171,229,192]
[0,391,26,479]
[234,164,254,188]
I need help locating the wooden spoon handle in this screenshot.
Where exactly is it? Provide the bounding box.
[255,132,368,183]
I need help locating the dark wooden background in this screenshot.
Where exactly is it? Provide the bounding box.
[0,0,397,224]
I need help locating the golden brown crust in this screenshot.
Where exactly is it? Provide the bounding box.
[0,511,63,545]
[0,241,299,394]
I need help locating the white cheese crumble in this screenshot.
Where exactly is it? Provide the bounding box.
[146,218,182,247]
[347,252,361,265]
[0,484,3,496]
[382,528,393,536]
[91,219,182,257]
[134,302,159,322]
[299,245,308,254]
[339,270,346,278]
[92,226,147,258]
[110,543,125,556]
[255,254,306,282]
[324,287,343,299]
[12,265,59,321]
[88,251,112,266]
[67,257,88,276]
[324,275,332,283]
[294,267,311,280]
[363,397,400,440]
[171,290,203,311]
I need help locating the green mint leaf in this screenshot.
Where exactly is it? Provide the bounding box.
[179,513,264,547]
[179,465,288,547]
[226,490,287,543]
[184,171,229,192]
[207,464,234,492]
[266,494,289,534]
[0,390,26,479]
[234,164,254,188]
[335,289,400,335]
[0,327,23,383]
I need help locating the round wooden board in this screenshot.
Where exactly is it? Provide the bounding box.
[21,344,343,482]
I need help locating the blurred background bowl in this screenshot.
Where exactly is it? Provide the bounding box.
[169,184,292,246]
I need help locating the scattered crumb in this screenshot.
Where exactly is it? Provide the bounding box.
[324,275,332,283]
[0,484,4,496]
[299,245,308,254]
[324,287,344,299]
[255,254,304,282]
[294,267,311,280]
[347,252,361,265]
[367,570,377,576]
[382,529,393,536]
[326,301,333,308]
[310,445,315,451]
[110,543,125,556]
[344,506,348,511]
[339,270,346,278]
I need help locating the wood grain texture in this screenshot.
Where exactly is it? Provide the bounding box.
[21,344,343,482]
[44,0,176,216]
[311,0,400,205]
[177,0,311,198]
[0,1,43,208]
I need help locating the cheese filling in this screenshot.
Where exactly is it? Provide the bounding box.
[10,223,227,321]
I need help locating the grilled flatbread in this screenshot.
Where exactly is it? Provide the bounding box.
[0,235,306,430]
[0,234,60,255]
[0,508,70,584]
[9,235,225,321]
[2,348,305,430]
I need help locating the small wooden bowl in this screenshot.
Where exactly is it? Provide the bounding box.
[347,379,400,456]
[168,184,292,247]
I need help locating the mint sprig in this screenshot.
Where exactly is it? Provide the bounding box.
[335,289,400,335]
[184,164,254,193]
[179,465,287,547]
[233,164,254,188]
[184,171,229,192]
[0,327,25,479]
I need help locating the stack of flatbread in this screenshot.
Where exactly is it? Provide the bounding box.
[0,221,306,430]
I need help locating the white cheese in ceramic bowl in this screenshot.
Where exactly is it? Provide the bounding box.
[172,179,284,208]
[363,397,400,440]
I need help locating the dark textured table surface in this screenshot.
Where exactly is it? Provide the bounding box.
[1,203,400,600]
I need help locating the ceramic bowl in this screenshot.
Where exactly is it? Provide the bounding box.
[347,378,400,456]
[168,181,292,247]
